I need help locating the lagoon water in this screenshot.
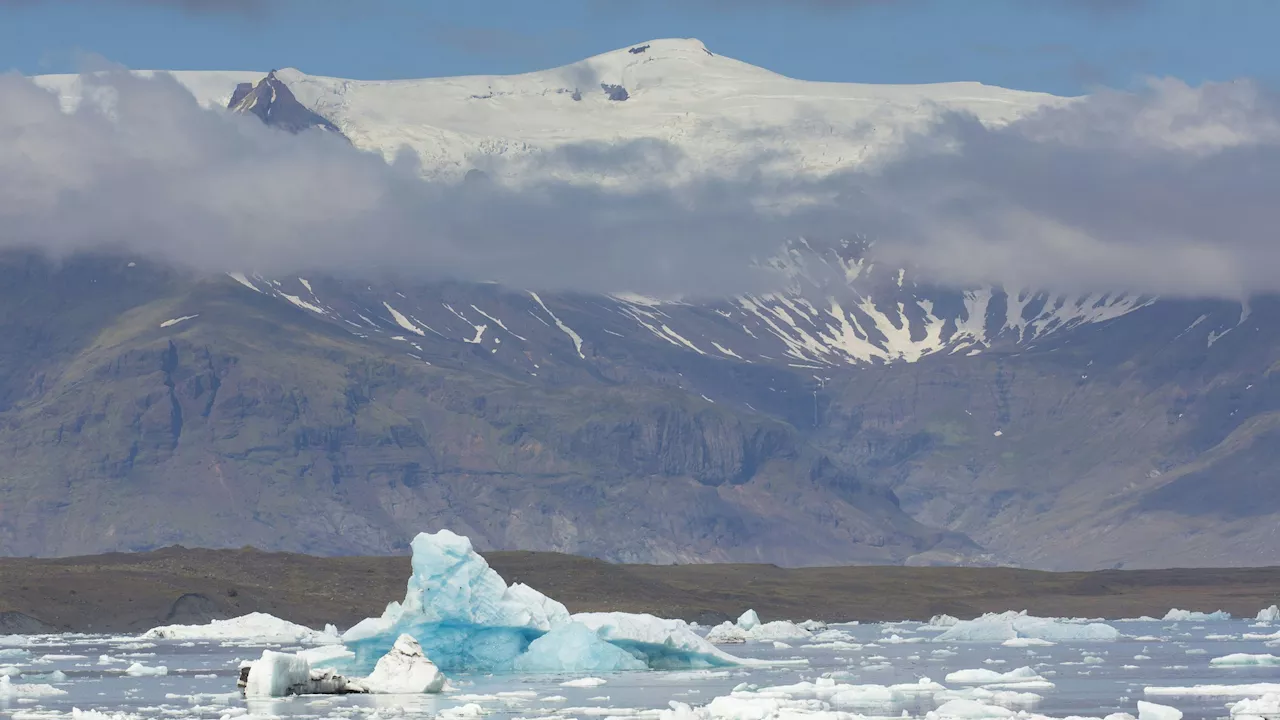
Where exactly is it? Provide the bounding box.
[4,618,1280,720]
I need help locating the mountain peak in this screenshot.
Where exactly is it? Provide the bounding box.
[228,71,345,137]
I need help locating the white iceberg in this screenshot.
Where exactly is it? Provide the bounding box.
[945,667,1055,690]
[0,674,67,699]
[1163,609,1231,622]
[934,611,1119,643]
[243,637,444,697]
[930,698,1015,719]
[1257,606,1280,623]
[1211,654,1280,667]
[574,612,764,668]
[361,634,446,694]
[1146,684,1280,698]
[1231,693,1280,719]
[124,662,167,677]
[244,650,314,697]
[705,622,749,644]
[1137,701,1183,720]
[512,622,646,673]
[144,612,338,644]
[705,609,811,644]
[662,677,946,719]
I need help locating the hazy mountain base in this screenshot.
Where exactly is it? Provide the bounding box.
[0,254,968,565]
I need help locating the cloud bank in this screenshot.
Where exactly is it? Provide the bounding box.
[0,69,1278,299]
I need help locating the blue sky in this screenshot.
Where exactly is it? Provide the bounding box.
[0,0,1275,95]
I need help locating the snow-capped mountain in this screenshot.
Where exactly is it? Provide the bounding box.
[9,41,1278,571]
[34,38,1059,182]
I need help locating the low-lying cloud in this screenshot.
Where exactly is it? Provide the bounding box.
[858,78,1280,299]
[1,69,1279,300]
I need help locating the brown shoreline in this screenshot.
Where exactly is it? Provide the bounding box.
[2,546,1279,634]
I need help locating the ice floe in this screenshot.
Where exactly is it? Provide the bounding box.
[1162,609,1231,622]
[1211,653,1280,667]
[1231,693,1280,719]
[143,612,338,644]
[934,612,1119,643]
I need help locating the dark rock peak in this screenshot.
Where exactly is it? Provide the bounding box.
[601,83,629,102]
[629,44,650,55]
[228,71,346,138]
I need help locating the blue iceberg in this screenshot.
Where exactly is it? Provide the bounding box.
[512,622,647,673]
[342,530,570,672]
[341,530,762,674]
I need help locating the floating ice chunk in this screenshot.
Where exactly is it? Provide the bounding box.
[706,622,749,644]
[144,612,336,644]
[934,611,1118,643]
[737,610,761,631]
[945,666,1053,689]
[772,641,791,649]
[574,612,762,669]
[0,674,67,698]
[439,704,486,720]
[1146,684,1280,698]
[1163,609,1231,621]
[1001,638,1056,647]
[561,676,607,687]
[1231,693,1280,719]
[929,698,1015,719]
[707,618,811,644]
[939,687,1042,710]
[124,661,167,676]
[751,621,812,642]
[926,614,961,628]
[1212,654,1280,667]
[513,622,646,673]
[1257,606,1280,623]
[244,650,312,697]
[798,620,828,632]
[1138,701,1183,720]
[343,530,570,672]
[361,634,446,694]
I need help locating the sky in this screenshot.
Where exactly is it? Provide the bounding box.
[0,0,1277,96]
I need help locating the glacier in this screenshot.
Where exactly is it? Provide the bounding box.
[342,529,756,673]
